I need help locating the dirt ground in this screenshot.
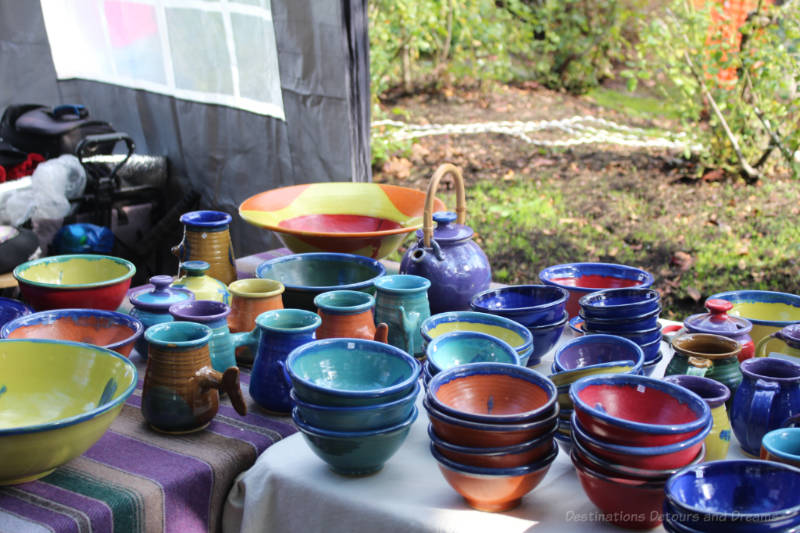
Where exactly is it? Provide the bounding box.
[371,82,800,317]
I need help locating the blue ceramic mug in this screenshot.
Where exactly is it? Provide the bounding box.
[731,357,800,456]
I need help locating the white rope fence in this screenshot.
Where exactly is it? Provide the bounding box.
[372,116,703,152]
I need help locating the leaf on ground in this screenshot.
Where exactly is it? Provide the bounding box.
[702,169,725,182]
[531,157,558,168]
[503,170,516,181]
[687,287,702,302]
[382,157,412,179]
[410,143,430,163]
[672,251,694,272]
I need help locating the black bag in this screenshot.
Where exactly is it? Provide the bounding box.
[0,104,116,159]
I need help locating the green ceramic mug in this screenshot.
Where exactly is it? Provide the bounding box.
[666,333,743,404]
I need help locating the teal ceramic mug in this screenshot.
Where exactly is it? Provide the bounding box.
[374,275,431,359]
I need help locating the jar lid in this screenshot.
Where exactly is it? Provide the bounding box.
[181,260,210,276]
[129,275,194,312]
[684,299,752,336]
[415,211,473,244]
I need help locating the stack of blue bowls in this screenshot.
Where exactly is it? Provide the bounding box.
[470,285,569,367]
[578,288,663,375]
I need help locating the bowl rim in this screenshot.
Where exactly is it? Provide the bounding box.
[528,311,569,331]
[761,428,800,462]
[0,297,32,321]
[569,448,667,489]
[427,362,557,424]
[239,183,446,237]
[708,290,800,327]
[0,308,145,351]
[578,287,661,310]
[569,374,711,436]
[554,334,645,373]
[0,338,138,436]
[579,305,662,326]
[289,380,420,414]
[469,284,569,314]
[570,411,712,456]
[665,459,800,520]
[427,422,558,456]
[178,209,232,228]
[420,310,533,354]
[426,331,521,374]
[430,439,559,477]
[291,405,418,438]
[255,252,386,292]
[13,254,137,290]
[538,262,655,294]
[285,337,421,400]
[423,395,559,432]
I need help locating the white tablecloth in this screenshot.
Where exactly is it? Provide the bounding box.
[222,326,747,533]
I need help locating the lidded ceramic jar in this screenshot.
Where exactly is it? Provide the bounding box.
[173,260,231,305]
[128,275,194,356]
[400,164,491,314]
[684,298,754,362]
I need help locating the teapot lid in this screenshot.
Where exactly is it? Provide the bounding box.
[415,211,473,244]
[129,275,194,312]
[684,298,752,336]
[181,260,210,277]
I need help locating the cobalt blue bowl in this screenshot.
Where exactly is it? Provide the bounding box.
[639,335,664,362]
[580,306,662,333]
[526,311,568,367]
[426,331,520,375]
[470,285,568,327]
[583,324,662,346]
[289,381,420,432]
[642,352,663,377]
[554,334,644,374]
[285,338,421,406]
[0,297,32,330]
[665,460,800,532]
[579,287,661,320]
[292,406,417,476]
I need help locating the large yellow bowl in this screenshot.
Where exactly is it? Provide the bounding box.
[0,339,137,485]
[239,183,446,259]
[709,290,800,346]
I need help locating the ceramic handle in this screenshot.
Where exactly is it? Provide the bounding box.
[686,356,712,377]
[744,379,779,451]
[755,333,782,358]
[783,413,800,428]
[196,366,248,416]
[423,163,466,248]
[170,240,185,259]
[230,327,260,365]
[374,323,389,344]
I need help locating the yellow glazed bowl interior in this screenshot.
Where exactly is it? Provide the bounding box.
[427,322,526,351]
[709,290,800,345]
[0,339,137,485]
[14,255,135,288]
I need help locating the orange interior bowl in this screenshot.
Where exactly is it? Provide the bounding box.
[239,183,446,259]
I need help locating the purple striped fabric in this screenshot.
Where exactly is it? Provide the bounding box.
[22,482,112,532]
[0,491,81,533]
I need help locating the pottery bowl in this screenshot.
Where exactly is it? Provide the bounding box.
[289,381,420,432]
[642,352,663,376]
[239,183,446,259]
[583,323,662,346]
[526,311,569,366]
[1,308,144,357]
[581,306,662,335]
[420,311,533,361]
[427,362,557,424]
[761,428,800,468]
[425,331,520,375]
[579,287,661,320]
[424,396,558,447]
[708,290,800,345]
[428,423,557,469]
[0,297,32,329]
[0,339,137,485]
[554,334,644,374]
[286,337,421,406]
[292,405,417,476]
[469,285,569,327]
[569,374,711,446]
[256,252,386,310]
[571,430,706,481]
[431,441,558,512]
[13,254,136,311]
[665,460,800,530]
[539,262,655,317]
[571,448,667,530]
[571,411,711,471]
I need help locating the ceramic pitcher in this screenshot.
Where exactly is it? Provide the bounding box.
[756,324,800,360]
[141,321,247,434]
[233,309,321,413]
[664,375,732,461]
[731,357,800,456]
[666,333,743,404]
[400,164,491,314]
[168,300,237,372]
[172,260,231,304]
[374,275,431,359]
[314,290,388,342]
[171,210,237,285]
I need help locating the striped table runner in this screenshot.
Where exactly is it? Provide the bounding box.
[0,358,297,533]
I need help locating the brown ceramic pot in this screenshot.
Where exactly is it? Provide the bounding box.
[313,290,388,343]
[142,321,246,434]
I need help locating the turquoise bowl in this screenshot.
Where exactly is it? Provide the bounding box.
[292,406,418,476]
[289,381,420,432]
[426,331,520,374]
[420,311,533,362]
[285,338,421,406]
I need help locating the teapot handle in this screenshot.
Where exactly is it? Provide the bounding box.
[423,163,466,248]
